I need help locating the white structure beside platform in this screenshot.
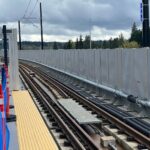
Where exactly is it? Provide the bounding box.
[8,29,19,91]
[0,28,19,91]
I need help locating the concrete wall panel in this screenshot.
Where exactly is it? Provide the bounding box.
[19,48,150,100]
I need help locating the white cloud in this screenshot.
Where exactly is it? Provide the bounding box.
[0,0,142,41]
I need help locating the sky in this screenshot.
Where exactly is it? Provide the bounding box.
[0,0,142,42]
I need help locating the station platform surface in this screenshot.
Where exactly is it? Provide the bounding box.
[8,95,19,150]
[12,90,58,150]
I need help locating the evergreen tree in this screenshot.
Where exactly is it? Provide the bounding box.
[129,22,142,45]
[102,40,108,49]
[75,38,79,49]
[79,35,83,49]
[112,38,119,48]
[109,38,113,49]
[132,22,137,33]
[53,41,58,50]
[84,35,90,49]
[118,33,125,47]
[66,40,74,49]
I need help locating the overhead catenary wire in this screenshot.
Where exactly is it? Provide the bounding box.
[22,0,32,19]
[27,0,39,19]
[21,0,40,29]
[19,0,43,46]
[25,20,40,28]
[21,0,40,21]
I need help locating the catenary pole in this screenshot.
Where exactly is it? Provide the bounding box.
[18,20,22,50]
[3,25,8,66]
[142,0,149,47]
[40,2,44,50]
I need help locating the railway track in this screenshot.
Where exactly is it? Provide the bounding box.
[20,65,99,150]
[20,61,150,149]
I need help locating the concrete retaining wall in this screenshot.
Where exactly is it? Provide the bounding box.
[19,48,150,99]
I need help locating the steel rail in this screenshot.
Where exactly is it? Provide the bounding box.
[20,68,85,150]
[20,66,99,150]
[20,64,68,99]
[21,62,150,148]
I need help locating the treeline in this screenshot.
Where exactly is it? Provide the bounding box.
[19,22,143,50]
[58,22,142,50]
[20,41,64,50]
[62,34,126,49]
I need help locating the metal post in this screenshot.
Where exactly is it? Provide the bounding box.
[142,0,149,47]
[18,20,22,50]
[40,2,44,50]
[90,30,92,49]
[2,25,8,66]
[89,19,92,49]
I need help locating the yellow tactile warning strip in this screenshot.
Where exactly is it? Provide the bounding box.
[12,90,58,150]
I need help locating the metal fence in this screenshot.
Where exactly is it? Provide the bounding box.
[19,48,150,100]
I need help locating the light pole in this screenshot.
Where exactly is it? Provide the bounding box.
[89,19,92,49]
[18,20,22,50]
[40,2,44,50]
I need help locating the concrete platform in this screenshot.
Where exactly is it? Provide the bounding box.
[8,95,19,150]
[12,90,58,150]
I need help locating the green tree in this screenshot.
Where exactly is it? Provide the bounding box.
[66,40,74,49]
[75,38,79,49]
[129,22,142,45]
[102,40,109,49]
[118,33,125,47]
[79,35,83,49]
[122,41,140,48]
[84,35,90,49]
[132,22,137,33]
[112,38,119,48]
[53,41,58,50]
[109,38,113,49]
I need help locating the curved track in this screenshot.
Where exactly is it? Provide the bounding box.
[20,64,99,150]
[20,61,150,149]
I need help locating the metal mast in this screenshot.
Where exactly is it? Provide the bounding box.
[18,20,22,50]
[142,0,149,47]
[40,2,44,50]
